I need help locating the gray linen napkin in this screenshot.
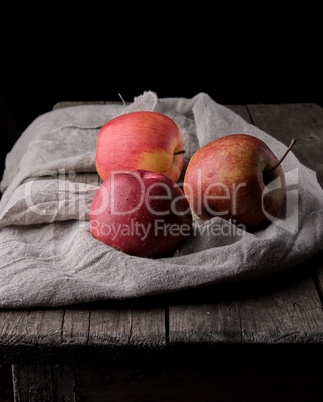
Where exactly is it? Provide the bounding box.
[0,91,322,308]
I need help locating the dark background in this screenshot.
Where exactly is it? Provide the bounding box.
[0,11,322,400]
[1,14,322,186]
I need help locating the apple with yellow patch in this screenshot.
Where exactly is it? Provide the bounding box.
[96,111,184,182]
[183,134,287,229]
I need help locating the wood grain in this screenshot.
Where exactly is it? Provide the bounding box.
[88,307,166,347]
[247,103,323,185]
[168,302,241,344]
[1,103,323,358]
[168,103,323,346]
[12,363,74,401]
[247,102,323,338]
[2,101,323,401]
[0,309,64,347]
[239,268,323,343]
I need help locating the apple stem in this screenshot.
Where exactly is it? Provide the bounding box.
[174,150,185,155]
[266,138,297,173]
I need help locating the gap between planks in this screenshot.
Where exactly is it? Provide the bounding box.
[2,102,323,360]
[167,103,323,346]
[245,103,323,301]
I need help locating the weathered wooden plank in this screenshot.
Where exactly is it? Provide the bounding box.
[0,306,166,355]
[247,103,323,185]
[239,266,323,343]
[0,309,66,365]
[169,270,323,345]
[311,250,323,310]
[249,104,323,303]
[88,307,166,348]
[168,105,251,345]
[58,103,247,348]
[239,103,323,344]
[12,364,54,401]
[226,104,252,122]
[168,103,323,345]
[3,101,323,401]
[168,302,241,344]
[59,307,167,348]
[0,309,64,347]
[61,309,91,345]
[12,363,75,401]
[2,103,323,362]
[88,308,131,347]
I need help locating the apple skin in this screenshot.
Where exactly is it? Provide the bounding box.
[183,134,286,228]
[96,111,184,182]
[90,170,192,258]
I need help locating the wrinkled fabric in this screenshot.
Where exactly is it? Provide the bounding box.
[0,91,322,308]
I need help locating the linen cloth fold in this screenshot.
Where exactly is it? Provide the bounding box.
[0,91,322,308]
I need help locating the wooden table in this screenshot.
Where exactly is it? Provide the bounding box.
[1,103,323,401]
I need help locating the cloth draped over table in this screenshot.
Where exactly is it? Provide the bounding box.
[0,92,322,308]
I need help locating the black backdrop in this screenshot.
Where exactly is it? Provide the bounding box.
[1,22,322,184]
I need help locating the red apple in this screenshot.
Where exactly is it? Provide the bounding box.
[96,111,184,182]
[183,134,286,228]
[90,170,192,258]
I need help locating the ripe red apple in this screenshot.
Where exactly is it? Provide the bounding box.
[183,134,286,228]
[96,111,184,182]
[90,170,192,258]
